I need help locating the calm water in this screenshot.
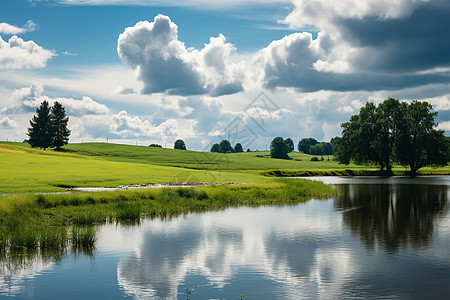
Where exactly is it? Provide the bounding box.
[1,177,449,299]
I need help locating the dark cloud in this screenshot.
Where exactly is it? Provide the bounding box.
[339,2,450,73]
[258,1,450,93]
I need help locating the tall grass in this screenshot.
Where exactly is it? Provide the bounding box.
[116,201,141,220]
[0,178,337,255]
[71,226,96,248]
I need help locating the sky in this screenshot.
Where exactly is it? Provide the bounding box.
[0,0,449,150]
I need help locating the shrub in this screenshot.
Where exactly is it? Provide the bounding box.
[311,157,319,161]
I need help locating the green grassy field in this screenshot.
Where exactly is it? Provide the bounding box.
[0,143,266,194]
[1,141,448,194]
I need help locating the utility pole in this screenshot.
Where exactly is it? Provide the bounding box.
[107,138,108,143]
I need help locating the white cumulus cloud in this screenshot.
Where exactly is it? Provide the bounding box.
[117,14,244,97]
[0,20,36,35]
[0,35,55,69]
[0,117,17,128]
[1,82,109,116]
[110,110,178,138]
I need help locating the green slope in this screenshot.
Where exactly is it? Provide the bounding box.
[0,143,263,193]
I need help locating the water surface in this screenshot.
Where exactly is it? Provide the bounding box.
[1,177,449,299]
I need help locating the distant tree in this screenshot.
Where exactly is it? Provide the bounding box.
[50,101,71,150]
[330,137,341,154]
[298,138,318,154]
[219,140,233,153]
[270,137,290,159]
[322,143,333,155]
[284,138,294,153]
[210,143,220,153]
[28,101,52,150]
[234,143,243,153]
[174,139,186,150]
[246,148,251,152]
[149,144,162,148]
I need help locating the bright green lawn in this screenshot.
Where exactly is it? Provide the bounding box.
[1,141,448,194]
[61,142,368,170]
[0,143,265,193]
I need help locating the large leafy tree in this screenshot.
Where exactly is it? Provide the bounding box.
[271,137,290,159]
[28,101,53,150]
[336,102,379,167]
[50,101,71,150]
[373,98,405,172]
[396,101,449,175]
[174,139,186,150]
[336,98,449,175]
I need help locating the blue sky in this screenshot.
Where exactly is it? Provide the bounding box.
[0,0,449,149]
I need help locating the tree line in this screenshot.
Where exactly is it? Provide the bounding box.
[27,100,71,150]
[335,98,449,175]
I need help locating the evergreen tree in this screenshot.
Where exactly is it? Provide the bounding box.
[50,101,71,150]
[28,101,52,150]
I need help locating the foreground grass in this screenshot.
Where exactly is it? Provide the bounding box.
[0,179,336,251]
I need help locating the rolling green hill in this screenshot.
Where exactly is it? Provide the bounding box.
[1,141,447,194]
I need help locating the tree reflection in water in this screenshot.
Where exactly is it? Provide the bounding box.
[335,183,449,253]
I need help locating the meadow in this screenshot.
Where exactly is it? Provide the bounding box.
[1,141,447,194]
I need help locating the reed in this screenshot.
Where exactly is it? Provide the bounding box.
[71,226,96,248]
[116,201,141,220]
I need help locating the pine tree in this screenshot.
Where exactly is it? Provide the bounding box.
[28,100,52,150]
[50,101,71,150]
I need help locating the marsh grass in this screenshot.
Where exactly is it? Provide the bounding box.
[9,228,39,249]
[116,201,141,220]
[71,226,96,248]
[0,179,336,253]
[39,227,68,249]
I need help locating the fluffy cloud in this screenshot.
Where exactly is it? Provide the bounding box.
[0,35,55,69]
[252,0,450,92]
[0,20,36,35]
[110,110,178,138]
[0,117,17,128]
[1,82,109,116]
[117,14,244,96]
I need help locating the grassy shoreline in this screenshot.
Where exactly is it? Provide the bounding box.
[262,168,450,177]
[0,179,336,250]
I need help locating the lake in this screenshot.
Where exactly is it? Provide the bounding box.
[1,176,449,299]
